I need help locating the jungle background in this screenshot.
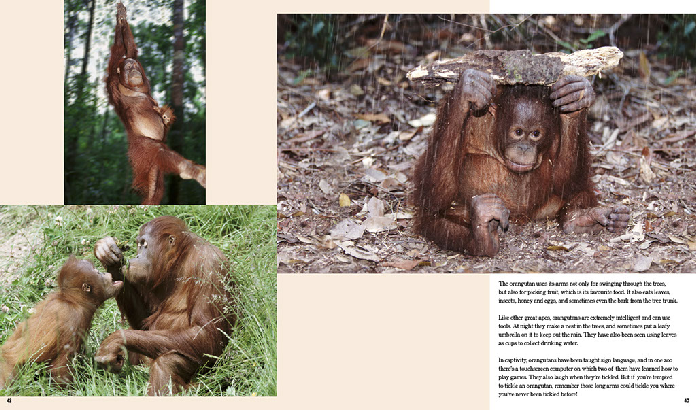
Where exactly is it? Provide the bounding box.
[64,0,206,204]
[277,15,696,273]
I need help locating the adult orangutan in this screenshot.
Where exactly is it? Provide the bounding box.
[412,69,630,256]
[0,256,123,388]
[107,3,205,205]
[93,216,234,395]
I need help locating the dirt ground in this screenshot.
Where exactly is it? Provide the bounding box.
[0,211,43,285]
[277,16,696,273]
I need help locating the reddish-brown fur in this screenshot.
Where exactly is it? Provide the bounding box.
[155,105,176,134]
[413,69,629,256]
[106,3,205,205]
[93,216,234,395]
[0,256,123,388]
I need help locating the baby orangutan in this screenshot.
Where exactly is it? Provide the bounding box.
[0,256,123,388]
[154,105,176,134]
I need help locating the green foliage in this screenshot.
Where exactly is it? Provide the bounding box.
[658,15,696,64]
[0,206,276,396]
[187,0,206,75]
[663,69,685,85]
[555,30,607,52]
[282,15,344,72]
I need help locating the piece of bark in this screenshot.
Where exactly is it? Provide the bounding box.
[407,46,623,86]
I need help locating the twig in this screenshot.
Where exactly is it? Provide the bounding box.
[279,148,340,152]
[298,102,316,119]
[607,15,632,46]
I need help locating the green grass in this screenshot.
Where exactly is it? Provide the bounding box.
[0,205,276,396]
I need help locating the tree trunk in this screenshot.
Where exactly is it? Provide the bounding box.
[65,0,95,203]
[167,0,186,204]
[63,5,77,89]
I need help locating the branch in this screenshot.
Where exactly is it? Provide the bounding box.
[407,47,624,86]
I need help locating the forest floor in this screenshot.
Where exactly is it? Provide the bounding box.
[277,16,696,273]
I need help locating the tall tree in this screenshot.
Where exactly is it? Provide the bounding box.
[63,1,78,88]
[65,0,95,203]
[167,0,186,204]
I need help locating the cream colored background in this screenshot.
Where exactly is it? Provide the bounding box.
[1,2,64,204]
[277,274,489,409]
[1,1,491,408]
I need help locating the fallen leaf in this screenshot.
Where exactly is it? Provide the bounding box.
[398,129,417,141]
[668,235,686,244]
[338,243,380,262]
[344,47,370,59]
[651,116,669,129]
[330,219,365,240]
[364,39,407,54]
[277,248,311,266]
[285,130,326,144]
[363,168,388,183]
[316,88,332,101]
[407,249,421,257]
[277,233,297,244]
[350,84,365,95]
[279,116,298,129]
[356,113,391,124]
[318,236,337,249]
[633,255,652,272]
[339,193,351,207]
[299,77,321,86]
[380,178,403,191]
[408,113,436,127]
[296,235,314,244]
[347,59,369,73]
[319,179,332,195]
[575,242,594,256]
[366,197,386,218]
[639,240,653,250]
[354,119,371,129]
[364,216,397,233]
[382,259,421,270]
[660,129,696,144]
[639,147,656,184]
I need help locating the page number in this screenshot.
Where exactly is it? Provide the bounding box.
[685,398,690,404]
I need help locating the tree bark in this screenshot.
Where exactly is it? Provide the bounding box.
[167,0,186,204]
[407,47,624,86]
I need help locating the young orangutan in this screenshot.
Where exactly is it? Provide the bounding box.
[154,105,176,134]
[0,256,123,388]
[412,69,630,256]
